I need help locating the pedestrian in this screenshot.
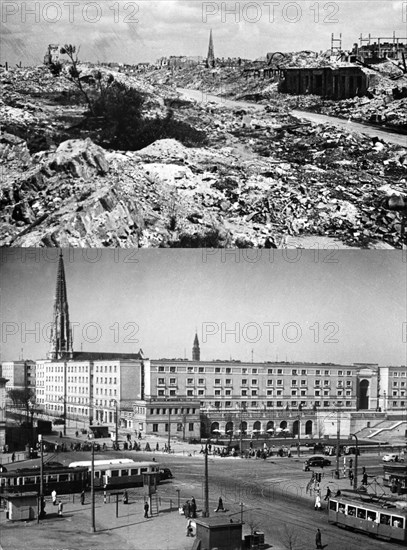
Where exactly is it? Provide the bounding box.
[144,500,149,518]
[123,490,128,504]
[80,490,85,505]
[52,489,57,505]
[11,452,15,462]
[190,497,197,518]
[349,470,354,486]
[314,491,322,510]
[362,472,368,485]
[315,528,322,549]
[58,501,63,516]
[184,500,191,518]
[324,487,331,501]
[186,518,194,537]
[103,489,107,504]
[349,458,353,470]
[215,497,224,512]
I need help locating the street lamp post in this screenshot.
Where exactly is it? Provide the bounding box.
[167,407,171,453]
[91,442,95,532]
[350,433,359,490]
[110,400,118,449]
[335,404,341,479]
[58,396,66,436]
[203,438,210,517]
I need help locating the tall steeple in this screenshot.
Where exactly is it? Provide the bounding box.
[48,251,73,360]
[192,332,200,361]
[206,29,215,68]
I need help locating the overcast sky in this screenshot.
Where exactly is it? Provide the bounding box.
[1,249,406,366]
[1,1,405,65]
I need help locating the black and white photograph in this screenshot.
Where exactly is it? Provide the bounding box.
[1,1,406,248]
[0,248,406,549]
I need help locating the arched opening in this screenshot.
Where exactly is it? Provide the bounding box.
[225,421,234,435]
[292,420,299,436]
[253,420,261,431]
[210,422,220,434]
[359,379,370,410]
[239,421,247,435]
[266,420,274,431]
[280,420,287,429]
[305,420,313,435]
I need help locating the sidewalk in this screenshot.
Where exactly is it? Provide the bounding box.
[0,491,196,550]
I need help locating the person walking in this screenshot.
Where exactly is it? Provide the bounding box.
[51,489,57,506]
[123,490,128,504]
[58,501,63,516]
[190,497,197,518]
[144,500,149,518]
[80,490,85,505]
[315,528,322,549]
[324,487,331,501]
[215,497,224,512]
[349,470,354,486]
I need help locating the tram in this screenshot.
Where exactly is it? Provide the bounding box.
[69,459,160,489]
[328,495,407,542]
[0,465,88,496]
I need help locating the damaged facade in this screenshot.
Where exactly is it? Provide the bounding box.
[43,44,60,65]
[280,66,368,99]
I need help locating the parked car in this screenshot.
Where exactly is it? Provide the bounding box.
[303,455,331,470]
[159,467,174,480]
[382,453,403,462]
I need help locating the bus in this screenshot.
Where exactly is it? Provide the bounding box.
[69,459,160,489]
[0,465,88,496]
[328,495,407,542]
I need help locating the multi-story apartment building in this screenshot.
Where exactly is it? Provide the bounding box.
[1,360,35,391]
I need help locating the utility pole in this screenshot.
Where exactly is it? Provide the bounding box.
[203,441,209,517]
[167,407,171,453]
[115,401,118,448]
[239,405,243,455]
[350,433,359,490]
[297,409,301,458]
[91,443,95,532]
[38,434,43,523]
[335,406,341,479]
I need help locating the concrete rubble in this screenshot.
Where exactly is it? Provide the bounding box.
[0,63,406,248]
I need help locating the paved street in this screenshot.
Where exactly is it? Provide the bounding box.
[1,428,401,550]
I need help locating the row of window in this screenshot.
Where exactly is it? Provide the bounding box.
[155,365,355,376]
[152,422,194,432]
[95,365,118,373]
[157,377,353,387]
[95,377,117,385]
[156,388,353,398]
[204,400,354,409]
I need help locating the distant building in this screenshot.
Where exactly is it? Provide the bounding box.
[206,29,215,68]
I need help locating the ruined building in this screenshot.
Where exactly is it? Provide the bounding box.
[352,33,407,64]
[44,44,60,65]
[280,66,368,100]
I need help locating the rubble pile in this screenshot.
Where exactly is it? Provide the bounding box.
[0,64,406,248]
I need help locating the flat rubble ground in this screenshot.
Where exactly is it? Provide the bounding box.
[1,64,406,248]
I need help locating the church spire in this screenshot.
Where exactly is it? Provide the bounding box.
[206,29,215,68]
[192,332,200,361]
[48,251,73,360]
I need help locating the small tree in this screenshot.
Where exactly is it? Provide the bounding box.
[60,44,94,113]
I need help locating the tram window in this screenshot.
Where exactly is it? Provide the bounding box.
[130,469,139,475]
[121,469,129,476]
[24,477,35,484]
[338,503,345,514]
[59,474,69,482]
[140,468,147,474]
[111,470,119,477]
[95,472,100,478]
[366,511,376,522]
[357,509,366,519]
[48,475,58,482]
[392,516,403,528]
[329,500,337,511]
[380,514,390,525]
[347,506,356,516]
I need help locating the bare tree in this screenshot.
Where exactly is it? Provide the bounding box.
[281,525,302,550]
